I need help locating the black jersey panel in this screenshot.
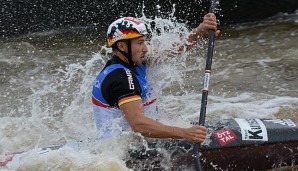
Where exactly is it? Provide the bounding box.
[101,68,141,107]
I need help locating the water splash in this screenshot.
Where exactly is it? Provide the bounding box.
[1,9,298,170]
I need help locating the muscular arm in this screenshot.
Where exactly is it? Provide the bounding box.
[119,98,207,143]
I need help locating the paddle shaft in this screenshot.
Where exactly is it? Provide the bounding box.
[193,0,219,170]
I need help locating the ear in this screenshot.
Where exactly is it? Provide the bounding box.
[117,41,127,52]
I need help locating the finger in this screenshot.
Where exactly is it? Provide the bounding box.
[203,20,217,29]
[205,22,217,30]
[204,24,217,32]
[204,19,217,26]
[194,136,206,143]
[204,13,216,21]
[197,125,208,132]
[194,125,208,131]
[204,17,216,24]
[215,30,220,37]
[205,13,216,18]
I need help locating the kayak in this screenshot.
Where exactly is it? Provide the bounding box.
[1,118,297,170]
[128,118,298,170]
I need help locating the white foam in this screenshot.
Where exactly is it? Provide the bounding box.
[1,8,298,170]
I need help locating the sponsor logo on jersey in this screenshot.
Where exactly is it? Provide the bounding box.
[94,80,100,89]
[263,119,297,127]
[235,118,268,141]
[125,69,135,90]
[213,128,237,146]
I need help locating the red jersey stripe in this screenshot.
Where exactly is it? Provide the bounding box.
[144,98,157,106]
[92,96,113,108]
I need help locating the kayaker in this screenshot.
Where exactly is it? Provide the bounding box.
[92,14,220,142]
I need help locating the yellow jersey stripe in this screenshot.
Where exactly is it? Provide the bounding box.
[118,95,141,106]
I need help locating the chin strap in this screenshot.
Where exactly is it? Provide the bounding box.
[116,39,134,67]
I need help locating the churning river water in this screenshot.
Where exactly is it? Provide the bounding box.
[0,10,298,171]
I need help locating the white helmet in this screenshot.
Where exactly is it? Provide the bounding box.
[107,17,148,47]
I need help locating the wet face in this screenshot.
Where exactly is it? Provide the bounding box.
[131,36,148,66]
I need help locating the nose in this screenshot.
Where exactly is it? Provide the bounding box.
[143,43,148,52]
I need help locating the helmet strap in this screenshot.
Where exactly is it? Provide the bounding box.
[116,40,134,67]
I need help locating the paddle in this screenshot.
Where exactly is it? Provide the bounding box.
[192,0,219,170]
